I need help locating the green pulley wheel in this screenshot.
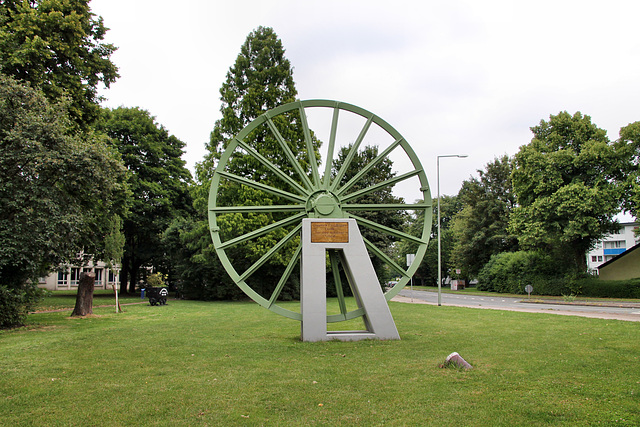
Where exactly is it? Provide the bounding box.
[208,100,432,322]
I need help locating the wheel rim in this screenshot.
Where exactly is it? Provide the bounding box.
[208,100,432,322]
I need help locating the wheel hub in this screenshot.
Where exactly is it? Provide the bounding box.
[306,191,343,218]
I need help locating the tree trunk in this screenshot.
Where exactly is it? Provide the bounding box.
[119,261,129,296]
[71,272,95,317]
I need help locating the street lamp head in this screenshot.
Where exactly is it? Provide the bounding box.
[457,154,468,158]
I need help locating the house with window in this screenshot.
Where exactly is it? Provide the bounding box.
[38,259,121,291]
[586,222,639,274]
[598,243,640,280]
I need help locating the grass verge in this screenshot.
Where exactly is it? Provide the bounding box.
[2,298,639,425]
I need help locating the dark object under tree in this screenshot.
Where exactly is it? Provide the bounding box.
[71,272,95,317]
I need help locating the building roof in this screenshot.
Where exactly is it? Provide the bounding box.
[597,242,640,270]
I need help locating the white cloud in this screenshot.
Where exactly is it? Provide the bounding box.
[92,0,640,198]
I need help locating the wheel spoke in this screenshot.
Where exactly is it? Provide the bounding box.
[217,170,306,203]
[238,223,302,282]
[265,114,314,191]
[322,106,340,189]
[329,250,348,319]
[330,115,373,192]
[362,237,409,277]
[340,169,422,203]
[335,136,404,196]
[349,213,426,245]
[210,204,305,213]
[298,105,321,188]
[343,202,431,211]
[218,212,307,250]
[268,243,302,307]
[236,138,308,196]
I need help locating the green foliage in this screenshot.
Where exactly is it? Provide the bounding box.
[97,107,193,293]
[0,73,129,293]
[510,111,621,273]
[197,26,300,184]
[185,27,313,301]
[0,282,43,329]
[616,121,640,222]
[451,155,519,277]
[145,272,166,288]
[333,144,405,283]
[0,0,119,127]
[162,216,245,300]
[404,195,462,285]
[571,276,640,299]
[103,215,124,275]
[477,250,563,294]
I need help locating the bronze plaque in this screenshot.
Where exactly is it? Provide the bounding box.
[311,222,349,243]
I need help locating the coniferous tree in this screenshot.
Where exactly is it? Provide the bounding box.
[183,26,317,300]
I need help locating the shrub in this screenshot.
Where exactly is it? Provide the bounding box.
[478,251,564,294]
[0,282,44,329]
[573,277,640,299]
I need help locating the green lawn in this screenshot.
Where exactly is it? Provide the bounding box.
[32,289,148,311]
[2,296,639,426]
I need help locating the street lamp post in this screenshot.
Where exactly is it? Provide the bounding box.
[437,154,468,306]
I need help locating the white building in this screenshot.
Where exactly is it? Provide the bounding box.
[38,259,121,291]
[587,222,639,274]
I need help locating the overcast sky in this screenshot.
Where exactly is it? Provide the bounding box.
[91,0,640,203]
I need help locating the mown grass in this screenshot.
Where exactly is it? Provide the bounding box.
[2,297,639,426]
[33,289,148,311]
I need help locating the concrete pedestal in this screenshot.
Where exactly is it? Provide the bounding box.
[300,219,400,342]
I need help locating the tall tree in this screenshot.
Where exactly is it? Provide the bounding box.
[399,195,462,286]
[196,26,301,185]
[616,121,640,223]
[0,0,119,127]
[186,26,317,300]
[332,144,405,282]
[0,74,128,327]
[510,111,621,272]
[97,107,193,294]
[451,155,519,277]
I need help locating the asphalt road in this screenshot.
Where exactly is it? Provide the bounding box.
[394,289,640,322]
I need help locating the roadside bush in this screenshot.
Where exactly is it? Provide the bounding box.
[478,251,640,298]
[478,251,563,294]
[0,282,43,329]
[571,277,640,299]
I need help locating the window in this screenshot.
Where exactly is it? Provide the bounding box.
[603,241,625,249]
[95,268,103,287]
[605,255,615,262]
[70,268,80,286]
[108,270,120,284]
[57,271,68,286]
[591,256,597,262]
[598,256,603,262]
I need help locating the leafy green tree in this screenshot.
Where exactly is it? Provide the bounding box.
[97,107,193,294]
[332,144,406,284]
[510,111,621,273]
[104,214,125,312]
[0,0,119,127]
[451,155,519,277]
[186,26,316,300]
[0,73,128,327]
[400,195,462,286]
[196,26,302,185]
[616,122,640,223]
